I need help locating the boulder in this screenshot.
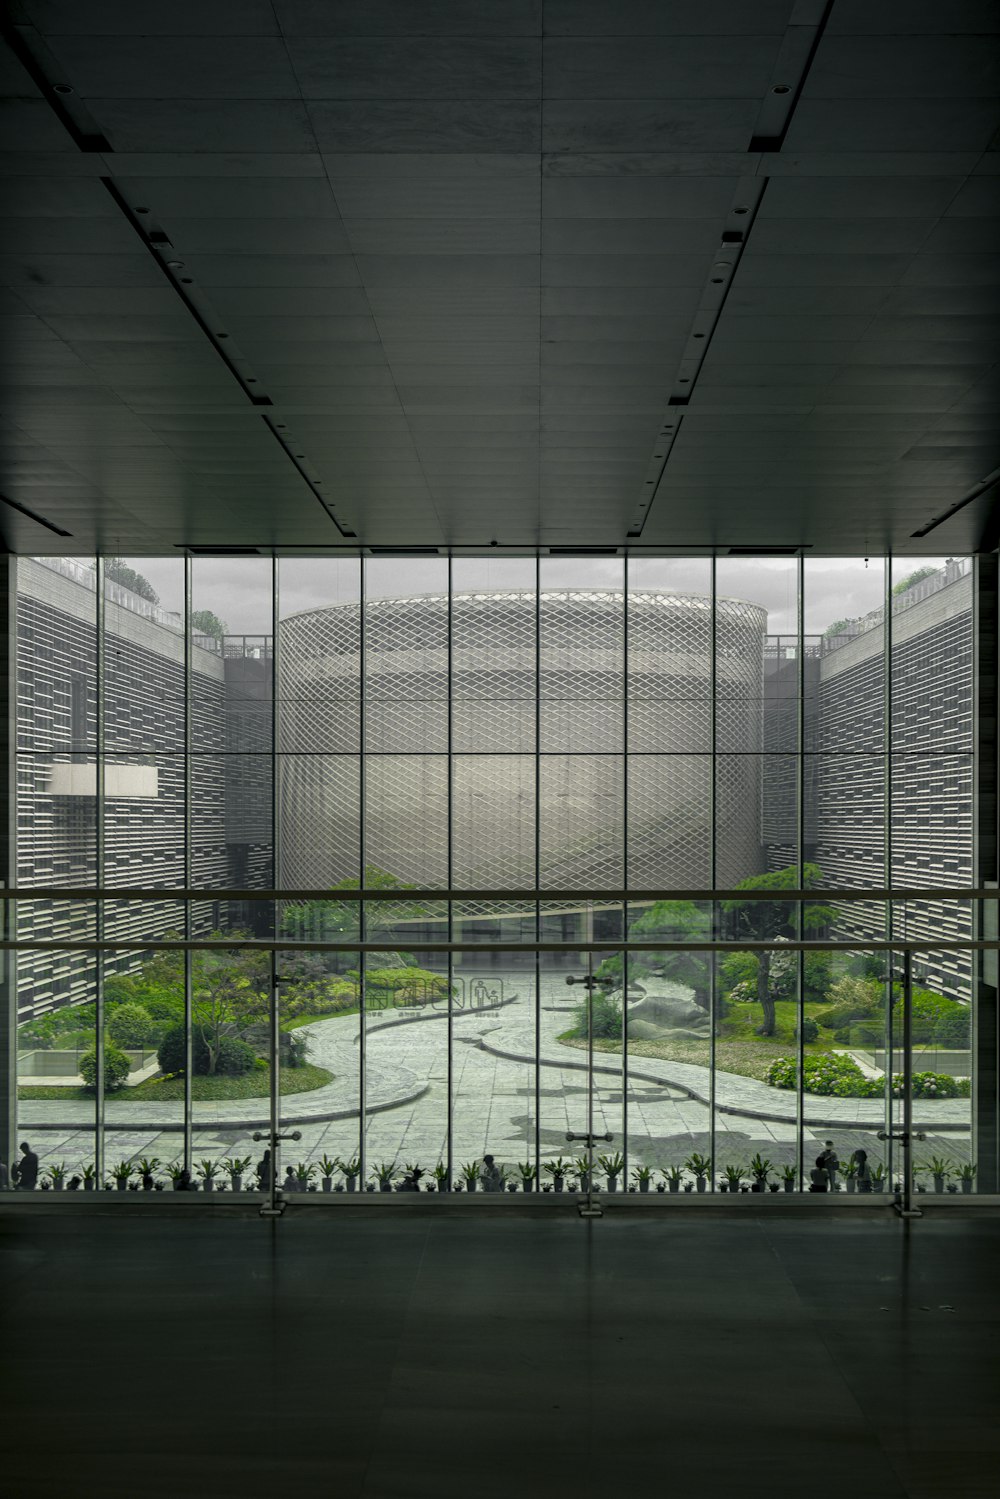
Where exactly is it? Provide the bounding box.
[626,993,709,1040]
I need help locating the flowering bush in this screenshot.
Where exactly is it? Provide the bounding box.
[767,1056,969,1099]
[766,1053,882,1098]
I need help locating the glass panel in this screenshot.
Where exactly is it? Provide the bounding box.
[451,557,536,754]
[276,754,360,888]
[364,556,448,753]
[365,756,447,888]
[190,943,274,1195]
[452,755,535,888]
[539,754,623,889]
[363,950,449,1194]
[277,556,361,754]
[539,556,624,755]
[627,754,711,887]
[103,555,185,754]
[16,948,98,1193]
[627,556,712,755]
[451,948,536,1195]
[714,557,789,755]
[277,947,360,1197]
[100,946,185,1194]
[796,948,890,1199]
[908,953,974,1202]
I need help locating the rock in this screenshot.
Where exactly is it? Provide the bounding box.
[626,993,710,1039]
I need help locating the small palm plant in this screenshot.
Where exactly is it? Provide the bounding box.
[82,1162,98,1190]
[631,1164,653,1193]
[295,1161,317,1191]
[196,1159,219,1191]
[685,1152,711,1191]
[46,1161,67,1189]
[665,1164,684,1192]
[518,1161,536,1192]
[136,1156,161,1189]
[544,1156,571,1191]
[318,1155,339,1190]
[924,1155,952,1190]
[432,1162,450,1191]
[748,1153,772,1187]
[373,1160,397,1191]
[781,1163,798,1191]
[574,1155,592,1189]
[722,1163,744,1192]
[223,1155,252,1190]
[598,1152,625,1191]
[956,1161,976,1192]
[111,1159,133,1190]
[340,1155,360,1190]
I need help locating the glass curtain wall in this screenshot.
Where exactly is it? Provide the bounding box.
[8,552,982,1200]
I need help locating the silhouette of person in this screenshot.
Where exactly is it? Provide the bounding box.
[852,1149,872,1192]
[13,1141,38,1191]
[481,1154,502,1193]
[256,1148,272,1191]
[819,1140,839,1191]
[67,1175,82,1191]
[808,1155,829,1192]
[176,1169,194,1191]
[0,1159,9,1191]
[282,1165,297,1194]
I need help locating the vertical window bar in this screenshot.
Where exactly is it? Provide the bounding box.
[183,555,192,1170]
[94,558,105,1183]
[621,563,629,1178]
[447,552,454,1187]
[796,553,805,1190]
[358,555,367,1187]
[270,554,279,1158]
[709,552,717,1190]
[534,552,541,1181]
[884,554,895,1185]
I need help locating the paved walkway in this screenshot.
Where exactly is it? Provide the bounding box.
[16,978,970,1177]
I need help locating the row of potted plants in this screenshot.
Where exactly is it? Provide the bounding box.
[27,1152,981,1195]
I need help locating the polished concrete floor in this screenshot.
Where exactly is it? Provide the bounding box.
[0,1204,997,1499]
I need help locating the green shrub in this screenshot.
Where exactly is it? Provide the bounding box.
[934,1007,970,1048]
[215,1036,256,1075]
[894,1070,970,1099]
[79,1043,131,1092]
[797,1016,819,1043]
[157,1024,209,1077]
[106,1002,155,1048]
[766,1053,883,1099]
[572,991,622,1041]
[891,986,967,1046]
[366,966,451,1008]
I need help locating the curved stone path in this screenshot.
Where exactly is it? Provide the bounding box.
[14,979,969,1178]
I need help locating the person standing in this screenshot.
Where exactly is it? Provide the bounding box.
[13,1141,39,1191]
[480,1154,502,1193]
[819,1140,840,1192]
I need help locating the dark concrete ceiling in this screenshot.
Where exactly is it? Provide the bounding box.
[0,0,998,556]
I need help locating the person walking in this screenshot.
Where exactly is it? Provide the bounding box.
[13,1141,39,1191]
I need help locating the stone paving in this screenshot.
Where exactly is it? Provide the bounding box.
[12,973,971,1182]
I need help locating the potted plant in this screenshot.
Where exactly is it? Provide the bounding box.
[685,1152,711,1193]
[111,1159,133,1192]
[665,1165,683,1194]
[222,1155,252,1193]
[749,1154,772,1193]
[632,1164,653,1194]
[574,1156,592,1193]
[137,1156,161,1192]
[166,1161,186,1191]
[544,1157,570,1193]
[373,1161,396,1193]
[432,1162,450,1193]
[956,1162,976,1194]
[82,1162,97,1193]
[925,1156,952,1193]
[196,1159,219,1193]
[518,1161,536,1194]
[46,1161,67,1192]
[723,1164,744,1194]
[781,1164,797,1193]
[340,1156,360,1193]
[842,1157,859,1194]
[460,1160,480,1193]
[870,1162,887,1194]
[295,1161,317,1193]
[318,1155,339,1193]
[598,1152,625,1193]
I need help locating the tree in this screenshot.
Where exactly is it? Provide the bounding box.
[104,558,159,604]
[191,608,227,639]
[892,566,936,596]
[721,864,836,1037]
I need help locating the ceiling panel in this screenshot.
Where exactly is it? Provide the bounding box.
[0,1,996,554]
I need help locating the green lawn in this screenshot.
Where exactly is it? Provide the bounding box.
[18,1062,333,1103]
[559,998,845,1084]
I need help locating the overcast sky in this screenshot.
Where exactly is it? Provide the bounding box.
[125,553,950,638]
